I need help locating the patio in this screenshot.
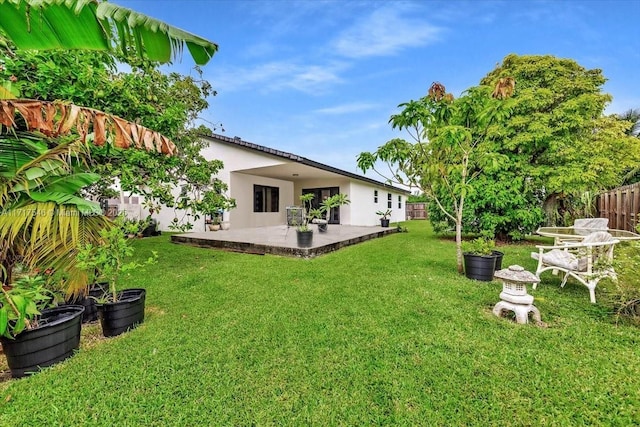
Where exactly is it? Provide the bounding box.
[171,224,397,257]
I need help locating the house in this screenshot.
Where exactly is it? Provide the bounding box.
[144,133,410,232]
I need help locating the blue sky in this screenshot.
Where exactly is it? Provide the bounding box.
[118,0,639,175]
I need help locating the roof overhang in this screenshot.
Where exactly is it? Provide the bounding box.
[204,133,411,194]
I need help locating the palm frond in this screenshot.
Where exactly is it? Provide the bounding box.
[0,201,112,295]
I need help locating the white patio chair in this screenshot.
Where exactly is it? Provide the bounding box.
[531,231,619,303]
[553,217,610,245]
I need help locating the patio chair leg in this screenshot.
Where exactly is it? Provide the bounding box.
[588,282,597,304]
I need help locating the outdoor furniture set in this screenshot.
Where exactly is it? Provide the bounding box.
[532,218,640,303]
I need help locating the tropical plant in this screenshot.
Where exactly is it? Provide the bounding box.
[0,272,57,338]
[310,193,350,224]
[462,238,495,256]
[0,0,217,296]
[1,43,230,232]
[357,80,515,274]
[296,193,315,232]
[76,216,157,303]
[0,133,108,290]
[618,108,640,138]
[0,0,218,69]
[0,100,175,294]
[122,217,142,237]
[475,54,640,230]
[376,209,392,220]
[193,184,236,227]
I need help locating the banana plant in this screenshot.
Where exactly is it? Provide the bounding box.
[0,0,201,297]
[0,0,217,65]
[0,132,112,294]
[0,0,218,100]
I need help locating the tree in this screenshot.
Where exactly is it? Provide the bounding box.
[1,44,232,231]
[0,0,221,293]
[617,108,640,184]
[0,99,175,293]
[357,81,515,274]
[618,108,640,138]
[475,54,640,229]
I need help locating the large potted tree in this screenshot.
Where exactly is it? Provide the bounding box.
[0,274,84,378]
[357,80,516,274]
[77,217,157,337]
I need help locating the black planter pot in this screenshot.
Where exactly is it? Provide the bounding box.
[0,305,84,378]
[142,219,160,237]
[463,253,497,281]
[65,282,108,323]
[317,222,328,233]
[97,288,146,337]
[296,229,313,247]
[492,250,504,271]
[380,219,390,227]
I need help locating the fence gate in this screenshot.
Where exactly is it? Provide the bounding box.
[405,202,427,220]
[597,183,640,231]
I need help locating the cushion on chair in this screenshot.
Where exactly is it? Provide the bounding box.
[532,249,587,271]
[581,231,614,244]
[573,218,609,231]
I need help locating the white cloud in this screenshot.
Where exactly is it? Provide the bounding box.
[209,61,348,95]
[333,6,442,58]
[313,102,380,115]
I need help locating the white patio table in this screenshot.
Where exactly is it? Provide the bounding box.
[536,227,640,242]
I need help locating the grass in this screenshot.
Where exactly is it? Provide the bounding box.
[1,221,639,425]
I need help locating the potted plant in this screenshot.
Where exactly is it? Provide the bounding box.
[376,209,392,227]
[198,191,236,232]
[0,273,85,378]
[141,217,160,237]
[63,274,109,324]
[208,214,221,231]
[462,237,498,281]
[77,219,157,337]
[295,194,315,247]
[123,218,141,238]
[310,193,351,232]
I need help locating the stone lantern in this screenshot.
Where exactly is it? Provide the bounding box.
[492,265,541,325]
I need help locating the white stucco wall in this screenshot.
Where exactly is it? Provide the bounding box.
[290,178,407,226]
[129,137,408,231]
[348,181,406,226]
[147,142,293,232]
[231,173,294,228]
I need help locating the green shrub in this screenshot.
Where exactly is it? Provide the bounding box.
[608,242,640,324]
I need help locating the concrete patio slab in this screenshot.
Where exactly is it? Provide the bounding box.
[171,224,397,258]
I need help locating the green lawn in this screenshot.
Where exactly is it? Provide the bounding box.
[1,221,639,426]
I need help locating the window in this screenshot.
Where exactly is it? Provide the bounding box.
[387,193,392,209]
[398,195,402,209]
[374,190,378,203]
[253,185,279,212]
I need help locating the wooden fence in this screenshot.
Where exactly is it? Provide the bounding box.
[597,183,640,231]
[405,202,427,220]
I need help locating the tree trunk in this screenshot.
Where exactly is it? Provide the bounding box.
[455,215,464,274]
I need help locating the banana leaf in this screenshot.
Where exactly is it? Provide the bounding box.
[0,0,218,65]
